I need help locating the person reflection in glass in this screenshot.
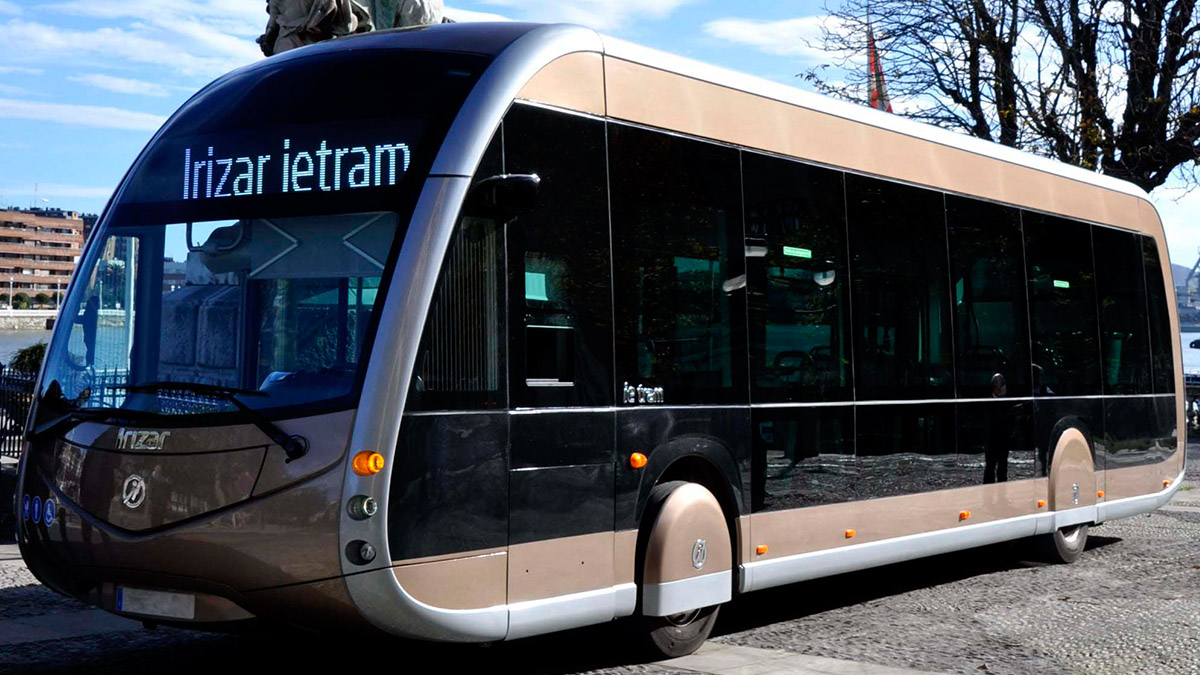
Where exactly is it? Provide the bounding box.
[1032,363,1055,476]
[983,372,1010,484]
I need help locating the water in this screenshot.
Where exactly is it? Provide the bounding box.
[0,329,52,366]
[1183,332,1200,373]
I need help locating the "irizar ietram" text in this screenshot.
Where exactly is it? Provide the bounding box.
[181,139,412,200]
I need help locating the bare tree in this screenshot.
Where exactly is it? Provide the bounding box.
[807,0,1199,191]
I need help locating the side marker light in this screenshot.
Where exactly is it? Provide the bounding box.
[756,544,768,555]
[1037,500,1046,508]
[959,510,971,521]
[845,529,856,539]
[1097,491,1104,499]
[1164,479,1171,488]
[353,451,386,476]
[629,453,648,469]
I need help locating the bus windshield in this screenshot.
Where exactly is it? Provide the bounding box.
[41,214,398,415]
[38,47,490,417]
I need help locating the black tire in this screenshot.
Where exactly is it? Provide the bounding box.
[1035,523,1089,564]
[633,480,725,659]
[638,604,721,659]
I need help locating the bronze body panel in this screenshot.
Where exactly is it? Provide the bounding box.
[393,551,508,610]
[644,484,731,584]
[516,51,606,116]
[751,478,1049,561]
[1105,463,1180,501]
[508,531,614,603]
[1049,429,1096,510]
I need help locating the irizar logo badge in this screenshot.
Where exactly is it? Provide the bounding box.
[116,428,171,451]
[122,474,147,509]
[692,538,707,570]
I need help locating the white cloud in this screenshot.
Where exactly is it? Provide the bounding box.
[0,83,30,96]
[444,8,512,22]
[703,15,835,60]
[0,19,258,81]
[0,1,21,15]
[0,65,42,75]
[478,0,693,30]
[69,73,171,97]
[0,97,166,131]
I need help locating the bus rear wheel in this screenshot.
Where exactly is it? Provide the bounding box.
[1036,523,1089,564]
[639,604,720,658]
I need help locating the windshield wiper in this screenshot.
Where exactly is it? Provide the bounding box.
[122,382,310,462]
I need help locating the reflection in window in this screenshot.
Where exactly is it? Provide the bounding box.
[847,176,953,400]
[1142,236,1176,393]
[956,400,1035,484]
[504,104,612,407]
[752,406,855,511]
[610,125,747,405]
[1093,227,1151,395]
[855,403,958,498]
[743,152,851,403]
[947,197,1031,398]
[1024,213,1101,396]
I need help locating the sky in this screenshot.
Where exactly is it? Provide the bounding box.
[0,0,1196,265]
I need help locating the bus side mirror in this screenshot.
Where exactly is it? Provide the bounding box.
[464,174,540,221]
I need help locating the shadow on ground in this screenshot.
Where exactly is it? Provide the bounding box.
[8,535,1123,675]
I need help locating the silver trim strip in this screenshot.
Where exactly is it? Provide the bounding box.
[1096,469,1185,523]
[507,583,633,640]
[643,571,732,617]
[341,23,608,642]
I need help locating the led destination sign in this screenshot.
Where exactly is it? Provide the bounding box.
[181,138,412,200]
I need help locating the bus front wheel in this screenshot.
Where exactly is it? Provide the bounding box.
[638,604,721,658]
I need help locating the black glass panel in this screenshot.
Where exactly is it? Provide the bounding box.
[1154,395,1180,461]
[1024,213,1101,397]
[946,196,1031,398]
[956,400,1035,484]
[504,105,613,407]
[751,406,855,511]
[1031,397,1102,476]
[743,152,851,403]
[1104,397,1176,469]
[855,403,957,499]
[406,135,505,411]
[610,124,747,405]
[1142,236,1176,393]
[1093,227,1151,395]
[847,176,953,400]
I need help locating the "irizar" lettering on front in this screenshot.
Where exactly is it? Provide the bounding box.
[182,139,411,200]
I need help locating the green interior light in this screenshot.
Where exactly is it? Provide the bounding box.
[783,246,812,259]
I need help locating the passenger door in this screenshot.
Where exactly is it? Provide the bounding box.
[501,104,617,607]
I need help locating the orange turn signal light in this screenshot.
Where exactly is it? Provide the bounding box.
[1037,499,1047,508]
[756,544,769,555]
[1164,479,1171,488]
[1097,490,1105,499]
[629,452,648,469]
[959,510,971,521]
[845,529,856,539]
[353,451,386,476]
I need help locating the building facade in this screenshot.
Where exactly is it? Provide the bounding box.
[0,208,84,300]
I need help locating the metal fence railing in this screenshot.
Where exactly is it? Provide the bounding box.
[0,371,36,460]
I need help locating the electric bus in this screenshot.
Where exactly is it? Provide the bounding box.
[15,22,1184,658]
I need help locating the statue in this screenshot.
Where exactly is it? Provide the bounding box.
[257,0,374,57]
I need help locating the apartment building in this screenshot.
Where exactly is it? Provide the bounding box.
[0,208,84,295]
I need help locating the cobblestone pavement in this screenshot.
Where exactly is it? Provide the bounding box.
[1,446,1196,675]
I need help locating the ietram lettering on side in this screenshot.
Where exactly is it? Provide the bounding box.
[16,23,1184,658]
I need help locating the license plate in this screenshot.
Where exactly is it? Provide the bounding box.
[116,587,196,620]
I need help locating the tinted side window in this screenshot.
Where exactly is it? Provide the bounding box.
[406,136,505,411]
[1142,236,1176,393]
[610,124,747,405]
[743,152,850,403]
[504,105,613,407]
[947,196,1031,398]
[847,176,953,400]
[1024,213,1100,397]
[856,403,957,498]
[1093,227,1151,395]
